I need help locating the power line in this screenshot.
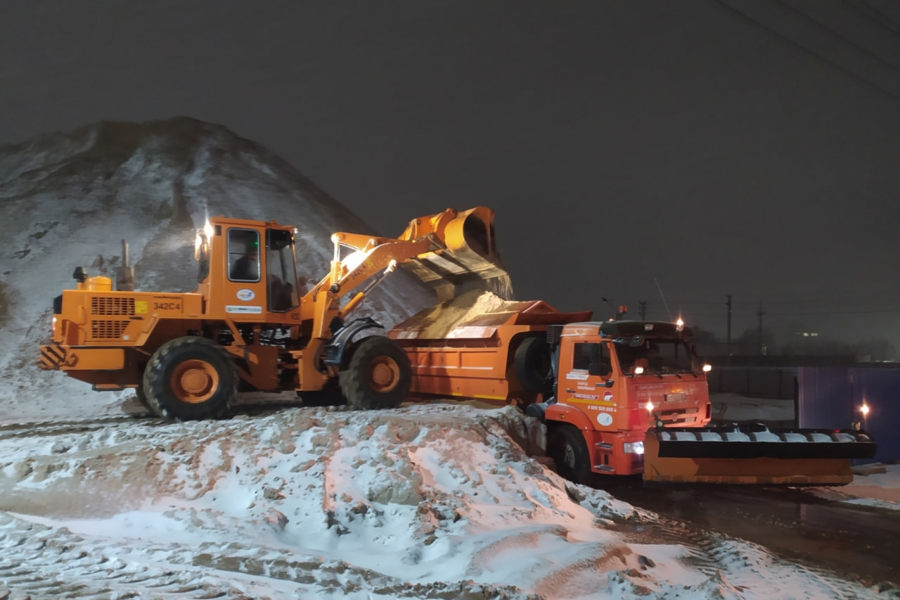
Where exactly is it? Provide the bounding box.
[714,0,900,103]
[777,0,900,75]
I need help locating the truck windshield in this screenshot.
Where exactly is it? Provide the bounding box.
[613,338,696,375]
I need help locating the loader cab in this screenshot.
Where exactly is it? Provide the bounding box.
[199,218,301,317]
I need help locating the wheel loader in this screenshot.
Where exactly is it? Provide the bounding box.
[389,305,876,485]
[39,207,507,420]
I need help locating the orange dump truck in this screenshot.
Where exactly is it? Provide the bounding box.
[391,308,876,485]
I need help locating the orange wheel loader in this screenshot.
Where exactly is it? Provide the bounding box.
[39,207,507,420]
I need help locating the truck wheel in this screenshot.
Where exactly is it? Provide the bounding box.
[514,336,552,393]
[339,336,411,410]
[548,425,591,484]
[143,336,237,421]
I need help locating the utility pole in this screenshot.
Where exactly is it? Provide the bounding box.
[725,294,732,350]
[639,300,647,320]
[757,301,766,356]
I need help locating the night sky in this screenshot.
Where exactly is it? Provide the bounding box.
[2,0,899,349]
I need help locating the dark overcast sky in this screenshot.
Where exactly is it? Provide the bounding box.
[2,0,899,346]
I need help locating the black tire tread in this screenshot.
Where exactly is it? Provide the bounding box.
[142,336,237,421]
[513,335,552,393]
[548,424,591,484]
[339,336,411,410]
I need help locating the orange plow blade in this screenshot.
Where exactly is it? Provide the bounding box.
[642,425,877,485]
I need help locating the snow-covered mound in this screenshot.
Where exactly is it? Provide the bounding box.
[1,402,885,599]
[0,117,434,408]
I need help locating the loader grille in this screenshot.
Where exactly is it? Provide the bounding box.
[90,320,130,340]
[91,296,135,316]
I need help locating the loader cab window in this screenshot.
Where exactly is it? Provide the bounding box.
[266,228,299,312]
[229,229,261,282]
[572,343,610,377]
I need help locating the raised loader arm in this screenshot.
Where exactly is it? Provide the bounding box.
[302,206,509,340]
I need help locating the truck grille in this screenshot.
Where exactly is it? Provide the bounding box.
[91,296,135,316]
[90,320,130,339]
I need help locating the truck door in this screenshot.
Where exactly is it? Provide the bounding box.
[559,339,619,430]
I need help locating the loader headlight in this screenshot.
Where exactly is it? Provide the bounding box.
[645,400,654,413]
[624,441,644,455]
[702,364,712,373]
[634,366,645,375]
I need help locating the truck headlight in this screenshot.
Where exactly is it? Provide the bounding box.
[623,441,644,455]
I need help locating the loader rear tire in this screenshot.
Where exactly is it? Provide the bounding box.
[143,336,237,421]
[339,336,411,410]
[514,336,552,394]
[548,425,591,484]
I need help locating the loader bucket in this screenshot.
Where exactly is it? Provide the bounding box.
[642,425,876,485]
[398,206,511,301]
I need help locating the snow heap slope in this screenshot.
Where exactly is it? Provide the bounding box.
[0,117,434,409]
[0,403,890,599]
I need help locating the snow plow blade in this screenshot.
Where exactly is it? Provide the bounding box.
[642,425,876,485]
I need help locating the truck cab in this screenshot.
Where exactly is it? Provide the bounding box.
[543,320,712,481]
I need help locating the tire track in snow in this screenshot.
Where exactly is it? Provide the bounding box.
[0,416,167,443]
[616,514,894,599]
[0,512,539,599]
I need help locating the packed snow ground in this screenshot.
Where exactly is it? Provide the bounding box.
[0,390,896,599]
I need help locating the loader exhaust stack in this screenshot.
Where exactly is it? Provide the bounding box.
[116,239,135,292]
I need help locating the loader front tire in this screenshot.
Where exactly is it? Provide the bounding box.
[548,425,591,484]
[339,336,411,410]
[143,336,237,421]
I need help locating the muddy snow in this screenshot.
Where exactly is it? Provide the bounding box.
[0,394,896,599]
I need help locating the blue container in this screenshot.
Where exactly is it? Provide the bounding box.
[798,366,899,463]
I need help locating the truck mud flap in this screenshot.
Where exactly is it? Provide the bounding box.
[642,425,877,485]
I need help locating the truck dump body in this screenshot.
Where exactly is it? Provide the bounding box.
[390,293,590,403]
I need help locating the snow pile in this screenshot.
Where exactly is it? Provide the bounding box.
[0,402,893,599]
[0,118,435,406]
